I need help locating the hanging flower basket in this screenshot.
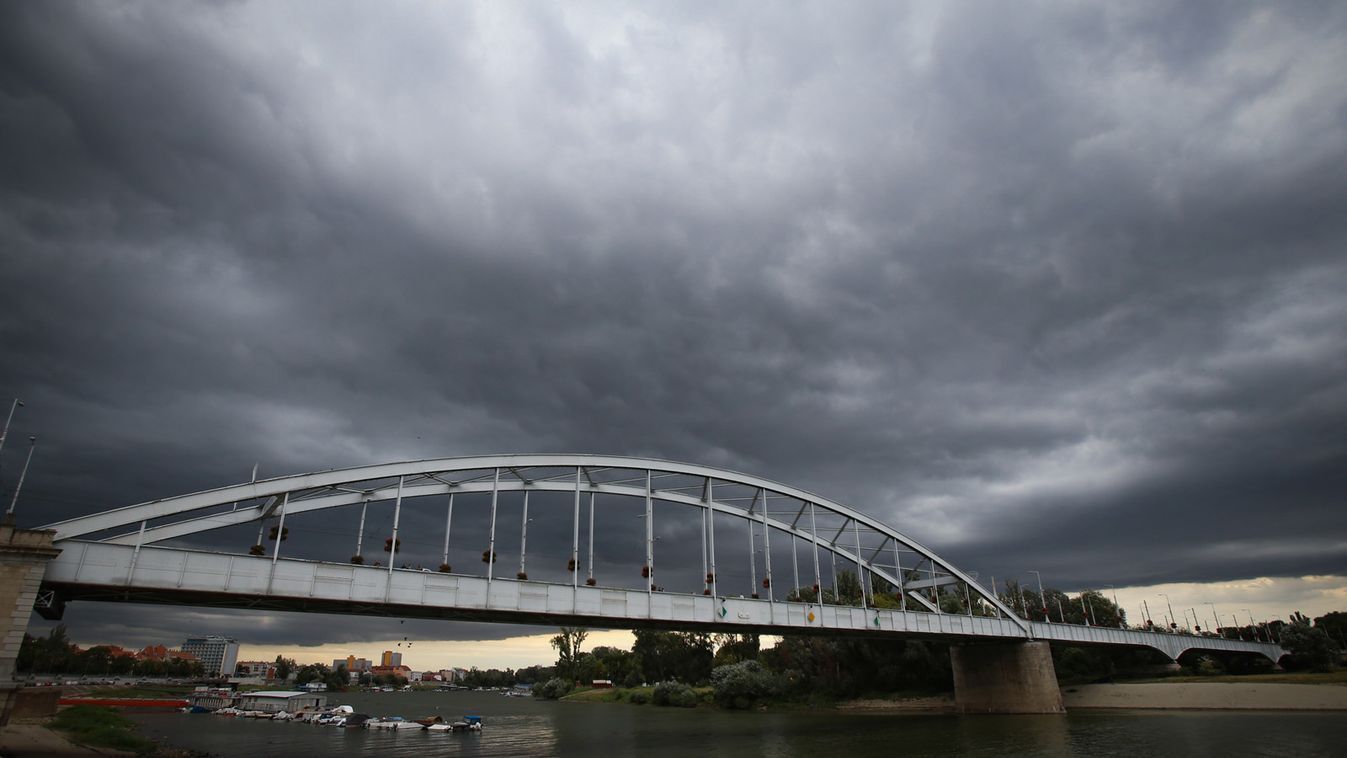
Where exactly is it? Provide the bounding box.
[751,592,760,599]
[703,588,712,596]
[383,537,400,552]
[248,544,265,556]
[517,572,528,580]
[812,583,820,593]
[350,555,364,565]
[481,550,497,563]
[640,565,651,578]
[585,577,597,586]
[651,584,659,592]
[705,572,715,583]
[762,578,771,589]
[438,563,451,573]
[567,558,577,572]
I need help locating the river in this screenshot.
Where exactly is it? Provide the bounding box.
[127,690,1346,757]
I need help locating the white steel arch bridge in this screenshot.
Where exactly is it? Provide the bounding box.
[34,455,1282,664]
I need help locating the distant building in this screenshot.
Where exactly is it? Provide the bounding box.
[380,650,403,667]
[180,636,239,677]
[370,665,411,681]
[332,655,371,673]
[235,660,276,679]
[136,645,198,664]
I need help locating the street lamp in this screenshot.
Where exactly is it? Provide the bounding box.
[5,435,37,517]
[1028,570,1049,623]
[1206,602,1220,634]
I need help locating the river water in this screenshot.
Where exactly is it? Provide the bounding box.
[127,690,1346,757]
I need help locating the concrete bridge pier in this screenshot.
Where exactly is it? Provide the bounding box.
[950,640,1065,714]
[0,522,61,725]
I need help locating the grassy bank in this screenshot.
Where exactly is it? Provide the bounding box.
[561,685,716,706]
[49,705,158,755]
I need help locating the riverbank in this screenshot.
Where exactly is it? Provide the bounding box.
[0,721,118,757]
[1062,682,1347,710]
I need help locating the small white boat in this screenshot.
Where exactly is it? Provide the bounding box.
[366,716,424,730]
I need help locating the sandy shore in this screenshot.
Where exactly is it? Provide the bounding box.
[835,682,1347,713]
[1063,682,1347,710]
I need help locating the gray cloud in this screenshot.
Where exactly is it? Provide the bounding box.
[3,1,1345,649]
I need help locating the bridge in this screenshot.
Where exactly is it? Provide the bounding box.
[2,455,1284,715]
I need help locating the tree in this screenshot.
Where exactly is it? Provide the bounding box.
[274,655,296,681]
[550,627,590,681]
[633,631,713,684]
[1281,622,1336,672]
[712,634,759,667]
[1314,611,1347,650]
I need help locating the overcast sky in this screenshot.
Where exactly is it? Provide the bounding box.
[2,2,1344,667]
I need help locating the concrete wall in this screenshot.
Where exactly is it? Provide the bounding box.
[0,523,61,725]
[950,641,1065,714]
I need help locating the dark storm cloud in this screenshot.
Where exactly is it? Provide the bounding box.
[3,1,1346,648]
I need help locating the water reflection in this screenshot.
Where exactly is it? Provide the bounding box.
[127,691,1347,758]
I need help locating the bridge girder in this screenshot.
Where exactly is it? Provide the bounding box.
[40,454,1026,629]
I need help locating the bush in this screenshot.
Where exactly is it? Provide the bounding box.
[652,681,698,707]
[711,660,780,709]
[628,690,649,705]
[535,677,574,700]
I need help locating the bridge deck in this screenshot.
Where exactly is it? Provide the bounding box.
[41,541,1283,662]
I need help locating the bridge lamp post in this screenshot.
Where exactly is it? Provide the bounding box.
[4,435,37,517]
[1240,609,1257,639]
[1157,593,1176,632]
[1205,602,1220,634]
[1028,570,1049,623]
[0,397,21,459]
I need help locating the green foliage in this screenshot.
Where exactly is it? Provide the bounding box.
[550,627,590,681]
[535,677,574,699]
[15,626,204,678]
[294,663,348,691]
[274,655,296,680]
[633,630,713,684]
[652,680,698,707]
[711,634,759,667]
[628,690,650,705]
[761,635,951,699]
[588,645,640,686]
[1281,622,1337,672]
[1314,611,1347,649]
[50,705,156,755]
[710,659,781,709]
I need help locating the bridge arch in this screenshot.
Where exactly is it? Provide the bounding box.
[41,454,1027,628]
